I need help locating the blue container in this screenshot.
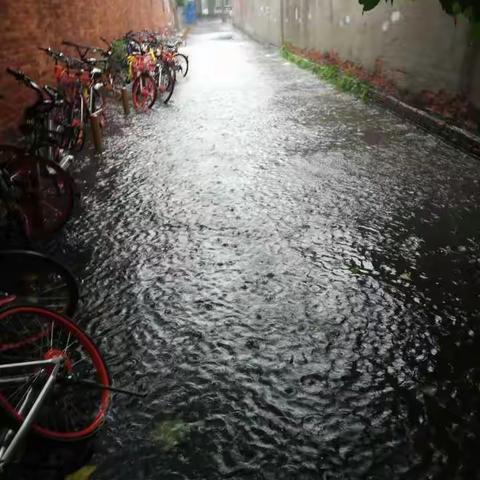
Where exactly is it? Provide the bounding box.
[183,1,197,24]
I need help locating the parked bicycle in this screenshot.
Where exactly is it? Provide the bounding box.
[0,250,79,316]
[158,35,189,78]
[0,293,146,472]
[0,145,74,240]
[6,68,68,164]
[41,47,107,151]
[124,34,158,111]
[0,295,111,470]
[0,22,191,473]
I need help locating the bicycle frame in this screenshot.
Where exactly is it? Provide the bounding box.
[67,70,103,137]
[0,153,43,236]
[0,357,62,470]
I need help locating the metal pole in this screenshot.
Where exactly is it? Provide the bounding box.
[121,87,130,115]
[90,113,104,153]
[280,0,285,46]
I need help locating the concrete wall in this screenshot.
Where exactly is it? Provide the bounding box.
[0,0,175,141]
[232,0,282,45]
[232,0,480,109]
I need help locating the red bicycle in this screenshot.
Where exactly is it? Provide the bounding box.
[41,47,107,151]
[154,45,176,104]
[125,35,157,112]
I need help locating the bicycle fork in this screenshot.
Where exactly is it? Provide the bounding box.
[47,116,55,162]
[0,358,61,469]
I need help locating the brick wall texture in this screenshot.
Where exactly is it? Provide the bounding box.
[0,0,175,141]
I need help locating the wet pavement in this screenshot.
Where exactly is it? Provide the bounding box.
[8,18,480,480]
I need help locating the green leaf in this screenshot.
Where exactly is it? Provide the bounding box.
[399,271,413,282]
[359,0,382,12]
[359,0,480,25]
[349,265,362,275]
[151,419,191,451]
[472,21,480,38]
[65,466,97,480]
[438,0,455,15]
[451,1,463,15]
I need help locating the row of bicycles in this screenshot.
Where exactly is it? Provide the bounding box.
[0,28,186,475]
[1,29,189,241]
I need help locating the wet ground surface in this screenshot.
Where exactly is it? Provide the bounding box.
[4,18,480,480]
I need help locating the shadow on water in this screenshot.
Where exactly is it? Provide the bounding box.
[363,198,480,479]
[1,435,95,480]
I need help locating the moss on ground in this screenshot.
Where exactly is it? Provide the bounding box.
[281,46,371,101]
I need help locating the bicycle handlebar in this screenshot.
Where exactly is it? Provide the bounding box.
[39,47,66,63]
[100,36,112,50]
[6,68,44,103]
[40,47,87,71]
[62,40,108,58]
[6,67,24,81]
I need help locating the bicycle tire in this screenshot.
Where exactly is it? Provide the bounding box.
[67,96,86,153]
[157,65,175,104]
[132,73,157,112]
[30,140,62,164]
[0,250,79,316]
[0,305,111,442]
[0,146,75,239]
[174,53,189,78]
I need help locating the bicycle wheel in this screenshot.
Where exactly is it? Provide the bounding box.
[132,73,157,112]
[52,103,72,151]
[157,65,175,104]
[0,146,74,239]
[0,250,79,316]
[174,53,189,78]
[67,96,86,153]
[30,140,62,164]
[0,306,111,441]
[30,104,67,163]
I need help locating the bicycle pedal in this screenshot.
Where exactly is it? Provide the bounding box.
[59,154,74,170]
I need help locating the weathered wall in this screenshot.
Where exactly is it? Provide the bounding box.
[232,0,282,45]
[232,0,480,109]
[0,0,175,141]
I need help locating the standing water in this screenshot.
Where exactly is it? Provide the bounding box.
[13,18,480,480]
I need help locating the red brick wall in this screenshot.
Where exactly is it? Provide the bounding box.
[0,0,174,141]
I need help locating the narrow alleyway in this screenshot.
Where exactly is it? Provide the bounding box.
[58,18,480,479]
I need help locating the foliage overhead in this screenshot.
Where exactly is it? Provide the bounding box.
[359,0,480,28]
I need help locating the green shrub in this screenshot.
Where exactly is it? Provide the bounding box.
[281,46,370,101]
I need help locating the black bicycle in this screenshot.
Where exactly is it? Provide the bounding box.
[6,68,69,164]
[0,250,79,316]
